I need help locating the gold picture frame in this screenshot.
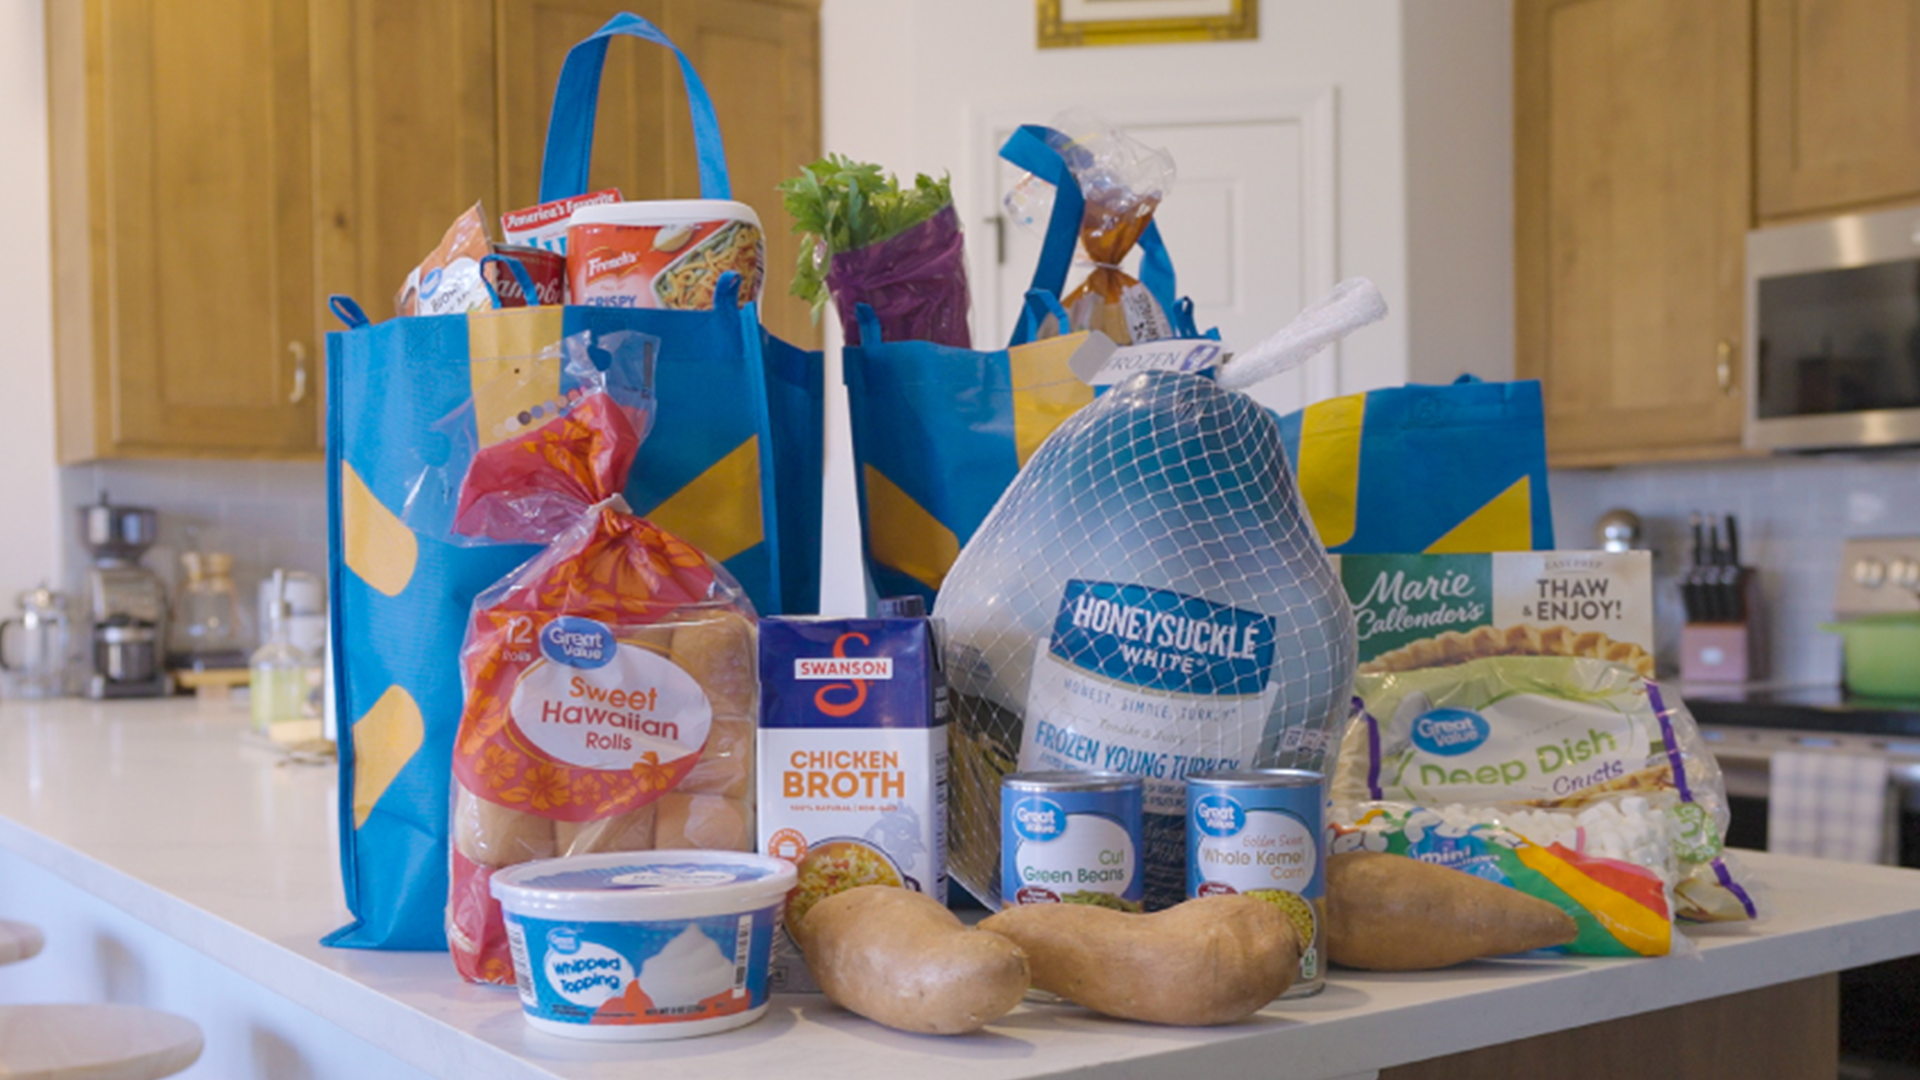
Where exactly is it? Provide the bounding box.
[1038,0,1258,48]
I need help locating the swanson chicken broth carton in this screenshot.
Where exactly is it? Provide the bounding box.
[757,617,948,992]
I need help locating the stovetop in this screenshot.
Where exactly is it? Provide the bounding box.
[1679,681,1920,741]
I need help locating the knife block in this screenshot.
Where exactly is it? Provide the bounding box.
[1680,624,1753,682]
[1680,571,1762,683]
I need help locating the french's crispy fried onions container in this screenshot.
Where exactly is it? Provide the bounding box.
[566,200,765,310]
[443,329,760,985]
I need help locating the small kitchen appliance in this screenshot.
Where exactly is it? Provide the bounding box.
[0,585,73,699]
[79,496,171,699]
[1746,202,1920,452]
[1824,536,1920,699]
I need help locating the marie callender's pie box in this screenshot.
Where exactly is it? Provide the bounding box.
[757,617,948,993]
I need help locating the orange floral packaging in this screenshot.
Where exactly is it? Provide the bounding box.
[443,361,757,986]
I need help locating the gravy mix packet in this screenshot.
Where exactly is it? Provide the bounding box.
[443,331,760,986]
[1328,552,1765,938]
[757,617,947,992]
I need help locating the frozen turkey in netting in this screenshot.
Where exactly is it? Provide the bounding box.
[936,367,1359,911]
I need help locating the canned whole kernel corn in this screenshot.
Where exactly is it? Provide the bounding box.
[1186,769,1325,997]
[1001,772,1143,912]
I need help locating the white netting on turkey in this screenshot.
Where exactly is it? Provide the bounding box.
[935,281,1385,909]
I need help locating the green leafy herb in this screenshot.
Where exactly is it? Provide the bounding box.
[777,155,952,321]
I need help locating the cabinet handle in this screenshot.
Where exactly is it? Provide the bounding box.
[1716,340,1734,395]
[288,341,308,404]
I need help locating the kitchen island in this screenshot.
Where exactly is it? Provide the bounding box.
[1,697,1915,1079]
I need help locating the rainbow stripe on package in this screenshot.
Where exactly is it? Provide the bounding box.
[1330,805,1673,957]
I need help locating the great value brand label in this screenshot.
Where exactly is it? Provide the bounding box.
[504,907,775,1028]
[1186,790,1323,900]
[1021,581,1278,816]
[453,613,713,824]
[1002,786,1143,909]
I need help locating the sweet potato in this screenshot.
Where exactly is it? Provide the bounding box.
[1325,850,1578,970]
[978,896,1298,1026]
[800,886,1030,1035]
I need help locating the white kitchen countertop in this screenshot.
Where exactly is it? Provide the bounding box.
[3,696,1919,1080]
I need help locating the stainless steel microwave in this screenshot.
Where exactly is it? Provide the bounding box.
[1747,203,1920,451]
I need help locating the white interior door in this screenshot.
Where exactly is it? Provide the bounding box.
[979,95,1336,413]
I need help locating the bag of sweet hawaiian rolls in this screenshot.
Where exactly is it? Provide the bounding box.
[442,331,758,985]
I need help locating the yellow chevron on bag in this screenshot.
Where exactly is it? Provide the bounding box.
[352,685,425,829]
[1008,334,1096,466]
[865,465,962,592]
[644,436,766,564]
[467,308,564,449]
[1424,476,1533,554]
[1294,393,1367,549]
[1282,380,1551,554]
[340,462,417,598]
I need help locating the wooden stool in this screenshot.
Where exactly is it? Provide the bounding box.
[0,1004,202,1080]
[0,920,45,966]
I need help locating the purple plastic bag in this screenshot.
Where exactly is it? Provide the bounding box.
[827,204,972,348]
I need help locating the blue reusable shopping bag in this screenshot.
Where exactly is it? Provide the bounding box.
[324,13,823,951]
[843,125,1209,606]
[1275,375,1554,554]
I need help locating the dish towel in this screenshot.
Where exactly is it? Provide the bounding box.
[1767,750,1890,863]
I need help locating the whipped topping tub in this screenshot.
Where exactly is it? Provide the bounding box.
[490,850,796,1040]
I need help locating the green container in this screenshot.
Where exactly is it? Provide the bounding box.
[1820,613,1920,699]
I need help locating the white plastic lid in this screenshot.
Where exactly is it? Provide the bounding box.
[491,849,796,922]
[567,199,762,231]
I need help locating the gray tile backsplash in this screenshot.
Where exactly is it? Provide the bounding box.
[50,447,1920,681]
[60,459,327,646]
[1550,452,1920,686]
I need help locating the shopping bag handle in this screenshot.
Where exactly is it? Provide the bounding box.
[539,12,730,203]
[998,125,1184,347]
[479,254,539,309]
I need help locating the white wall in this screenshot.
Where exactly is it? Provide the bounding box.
[1403,0,1515,385]
[0,1,64,606]
[815,0,1515,612]
[825,0,1416,385]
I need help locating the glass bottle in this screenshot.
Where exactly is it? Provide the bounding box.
[174,550,246,664]
[251,571,311,737]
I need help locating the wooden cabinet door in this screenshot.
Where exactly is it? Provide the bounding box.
[662,0,820,347]
[50,0,320,460]
[1514,0,1751,466]
[495,0,820,346]
[1756,0,1920,221]
[312,0,499,327]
